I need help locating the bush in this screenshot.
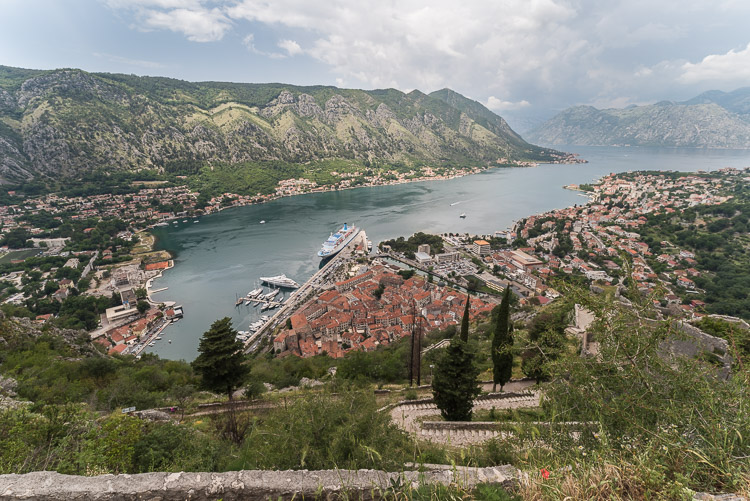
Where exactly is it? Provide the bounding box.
[227,390,411,471]
[521,288,750,496]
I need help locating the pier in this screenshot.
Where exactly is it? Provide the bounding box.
[240,298,285,309]
[243,230,368,352]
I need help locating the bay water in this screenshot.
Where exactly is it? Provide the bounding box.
[149,146,750,361]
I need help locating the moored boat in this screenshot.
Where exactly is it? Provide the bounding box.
[259,274,300,288]
[317,223,359,258]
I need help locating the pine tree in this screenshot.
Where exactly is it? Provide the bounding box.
[492,287,514,392]
[432,338,480,421]
[192,317,249,400]
[460,292,471,341]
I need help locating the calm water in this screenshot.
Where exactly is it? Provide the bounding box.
[148,146,750,361]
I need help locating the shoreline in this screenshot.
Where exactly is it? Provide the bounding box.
[140,159,587,316]
[148,157,587,229]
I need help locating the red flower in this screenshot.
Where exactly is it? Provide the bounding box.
[540,468,550,480]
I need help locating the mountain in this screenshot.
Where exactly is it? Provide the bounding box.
[0,66,573,184]
[527,88,750,148]
[682,87,750,116]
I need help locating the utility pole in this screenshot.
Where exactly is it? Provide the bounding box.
[408,300,416,386]
[415,307,422,386]
[409,299,414,386]
[408,299,423,386]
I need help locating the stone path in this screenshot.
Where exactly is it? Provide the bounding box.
[389,392,541,445]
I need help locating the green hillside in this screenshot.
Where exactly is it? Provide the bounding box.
[0,66,573,184]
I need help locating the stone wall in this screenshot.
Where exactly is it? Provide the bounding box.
[664,321,733,379]
[0,466,519,500]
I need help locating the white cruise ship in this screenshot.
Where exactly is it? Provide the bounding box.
[317,223,359,258]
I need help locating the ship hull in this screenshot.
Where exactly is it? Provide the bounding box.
[317,226,359,258]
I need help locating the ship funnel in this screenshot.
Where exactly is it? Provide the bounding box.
[344,222,348,230]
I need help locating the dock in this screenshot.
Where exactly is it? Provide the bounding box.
[243,230,368,352]
[241,298,285,309]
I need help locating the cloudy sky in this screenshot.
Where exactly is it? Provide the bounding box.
[1,0,749,130]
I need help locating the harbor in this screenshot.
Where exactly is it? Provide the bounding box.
[242,229,369,353]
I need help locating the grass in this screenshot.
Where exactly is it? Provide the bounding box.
[0,248,41,264]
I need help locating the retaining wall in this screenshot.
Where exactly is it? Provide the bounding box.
[0,466,519,500]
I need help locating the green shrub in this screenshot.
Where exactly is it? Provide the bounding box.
[227,390,411,471]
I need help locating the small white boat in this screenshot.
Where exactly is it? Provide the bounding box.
[149,342,156,347]
[182,220,188,223]
[259,220,266,224]
[168,339,172,343]
[460,213,466,218]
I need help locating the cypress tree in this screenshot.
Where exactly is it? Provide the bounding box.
[432,338,480,421]
[492,287,514,392]
[192,317,249,400]
[460,292,471,341]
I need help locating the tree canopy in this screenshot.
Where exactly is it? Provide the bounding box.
[491,287,514,391]
[191,317,249,399]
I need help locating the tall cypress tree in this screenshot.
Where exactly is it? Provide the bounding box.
[432,291,480,420]
[192,317,249,400]
[460,292,471,341]
[492,287,514,392]
[432,338,480,421]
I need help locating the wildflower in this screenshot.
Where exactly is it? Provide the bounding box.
[540,468,550,480]
[578,445,584,450]
[662,445,668,452]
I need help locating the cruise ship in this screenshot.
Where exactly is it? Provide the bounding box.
[259,274,300,289]
[317,223,359,258]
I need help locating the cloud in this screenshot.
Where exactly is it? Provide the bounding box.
[226,0,585,92]
[278,39,302,56]
[103,0,203,8]
[242,33,287,59]
[486,97,530,111]
[680,43,750,85]
[92,52,165,68]
[104,0,231,42]
[103,0,750,114]
[140,7,231,42]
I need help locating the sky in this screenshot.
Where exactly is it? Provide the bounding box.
[1,0,749,131]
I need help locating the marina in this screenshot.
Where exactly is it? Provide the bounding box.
[241,229,369,352]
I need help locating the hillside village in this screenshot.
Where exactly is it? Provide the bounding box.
[376,168,748,323]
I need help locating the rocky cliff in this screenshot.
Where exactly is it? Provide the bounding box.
[0,66,570,183]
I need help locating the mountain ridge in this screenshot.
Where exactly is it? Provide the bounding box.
[0,65,574,184]
[527,87,750,148]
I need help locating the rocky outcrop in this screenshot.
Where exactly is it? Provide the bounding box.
[0,466,519,500]
[0,315,102,359]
